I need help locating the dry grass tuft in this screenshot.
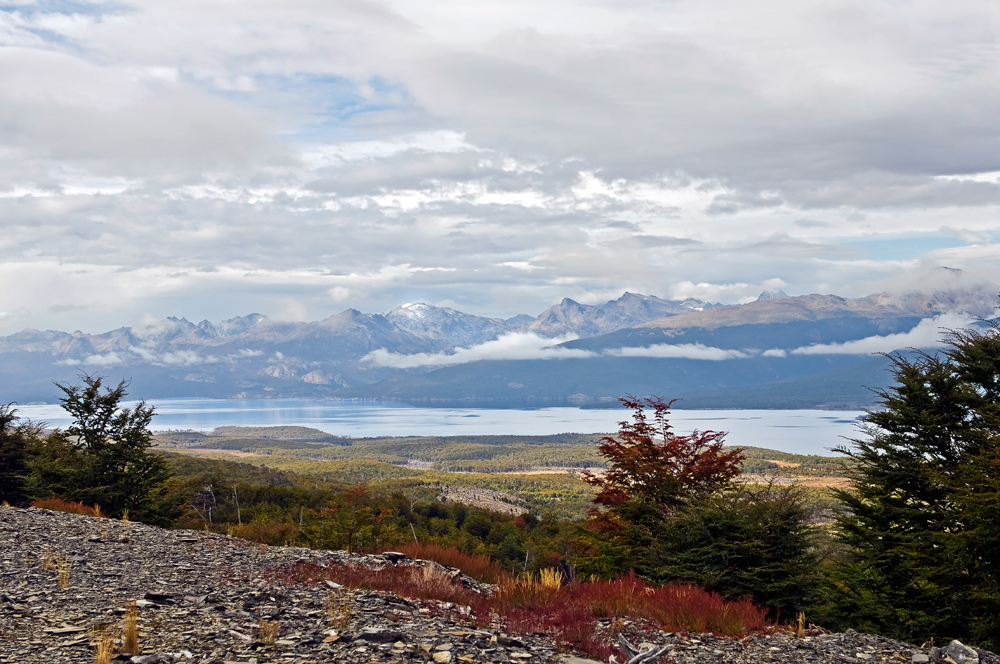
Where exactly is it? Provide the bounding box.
[326,587,353,630]
[796,611,806,638]
[120,509,129,525]
[92,628,117,664]
[92,504,103,518]
[41,545,57,570]
[539,567,563,589]
[258,619,280,644]
[57,555,72,588]
[123,600,139,655]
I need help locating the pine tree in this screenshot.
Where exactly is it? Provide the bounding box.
[831,322,1000,648]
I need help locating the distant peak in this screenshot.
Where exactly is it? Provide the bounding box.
[756,290,790,302]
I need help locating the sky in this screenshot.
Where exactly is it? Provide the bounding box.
[1,0,999,335]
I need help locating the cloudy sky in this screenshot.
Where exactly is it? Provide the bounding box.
[2,0,999,334]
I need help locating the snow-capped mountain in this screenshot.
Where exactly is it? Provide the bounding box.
[1,278,996,407]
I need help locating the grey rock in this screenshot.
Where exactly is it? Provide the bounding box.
[947,641,980,664]
[381,551,407,563]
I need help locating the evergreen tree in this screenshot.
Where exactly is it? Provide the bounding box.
[651,483,818,618]
[831,323,1000,648]
[0,403,38,505]
[47,375,172,519]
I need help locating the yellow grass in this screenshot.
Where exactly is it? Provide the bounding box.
[41,545,57,570]
[93,629,116,664]
[57,555,72,588]
[326,587,353,630]
[538,567,563,589]
[258,619,280,644]
[123,600,139,655]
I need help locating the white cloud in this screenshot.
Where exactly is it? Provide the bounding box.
[788,313,974,355]
[82,352,125,366]
[364,332,595,368]
[2,0,1000,335]
[604,344,751,361]
[669,281,760,304]
[367,335,753,368]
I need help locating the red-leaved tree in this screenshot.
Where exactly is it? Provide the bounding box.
[576,397,745,576]
[586,396,744,514]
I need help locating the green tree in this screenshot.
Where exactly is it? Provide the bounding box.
[830,323,1000,649]
[651,483,818,618]
[0,403,41,505]
[46,375,172,519]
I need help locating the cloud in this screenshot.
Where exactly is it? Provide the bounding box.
[364,332,596,368]
[788,313,974,355]
[82,352,125,366]
[130,347,209,366]
[2,0,1000,335]
[604,344,751,360]
[367,334,751,368]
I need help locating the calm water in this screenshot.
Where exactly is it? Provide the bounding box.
[17,398,862,456]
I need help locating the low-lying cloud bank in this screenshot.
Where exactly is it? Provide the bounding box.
[605,344,751,360]
[363,333,596,369]
[365,315,975,368]
[365,335,763,368]
[780,314,974,356]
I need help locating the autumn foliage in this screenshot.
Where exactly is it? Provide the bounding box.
[267,559,766,659]
[583,396,744,532]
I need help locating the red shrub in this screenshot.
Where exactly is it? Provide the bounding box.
[562,572,767,635]
[267,560,489,612]
[384,542,511,584]
[265,563,767,661]
[32,497,106,517]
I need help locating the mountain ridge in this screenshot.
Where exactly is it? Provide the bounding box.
[1,280,996,406]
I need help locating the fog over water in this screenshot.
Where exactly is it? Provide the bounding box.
[18,399,862,456]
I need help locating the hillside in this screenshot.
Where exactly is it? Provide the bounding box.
[3,506,991,664]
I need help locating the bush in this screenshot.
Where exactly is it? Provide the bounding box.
[384,542,511,584]
[32,497,107,517]
[649,483,817,618]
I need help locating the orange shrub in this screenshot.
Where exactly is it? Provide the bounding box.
[383,542,511,584]
[32,498,106,517]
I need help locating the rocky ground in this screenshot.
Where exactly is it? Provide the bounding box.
[1,506,996,664]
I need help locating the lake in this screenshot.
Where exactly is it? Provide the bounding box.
[16,398,863,456]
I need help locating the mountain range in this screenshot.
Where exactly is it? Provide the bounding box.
[2,272,997,408]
